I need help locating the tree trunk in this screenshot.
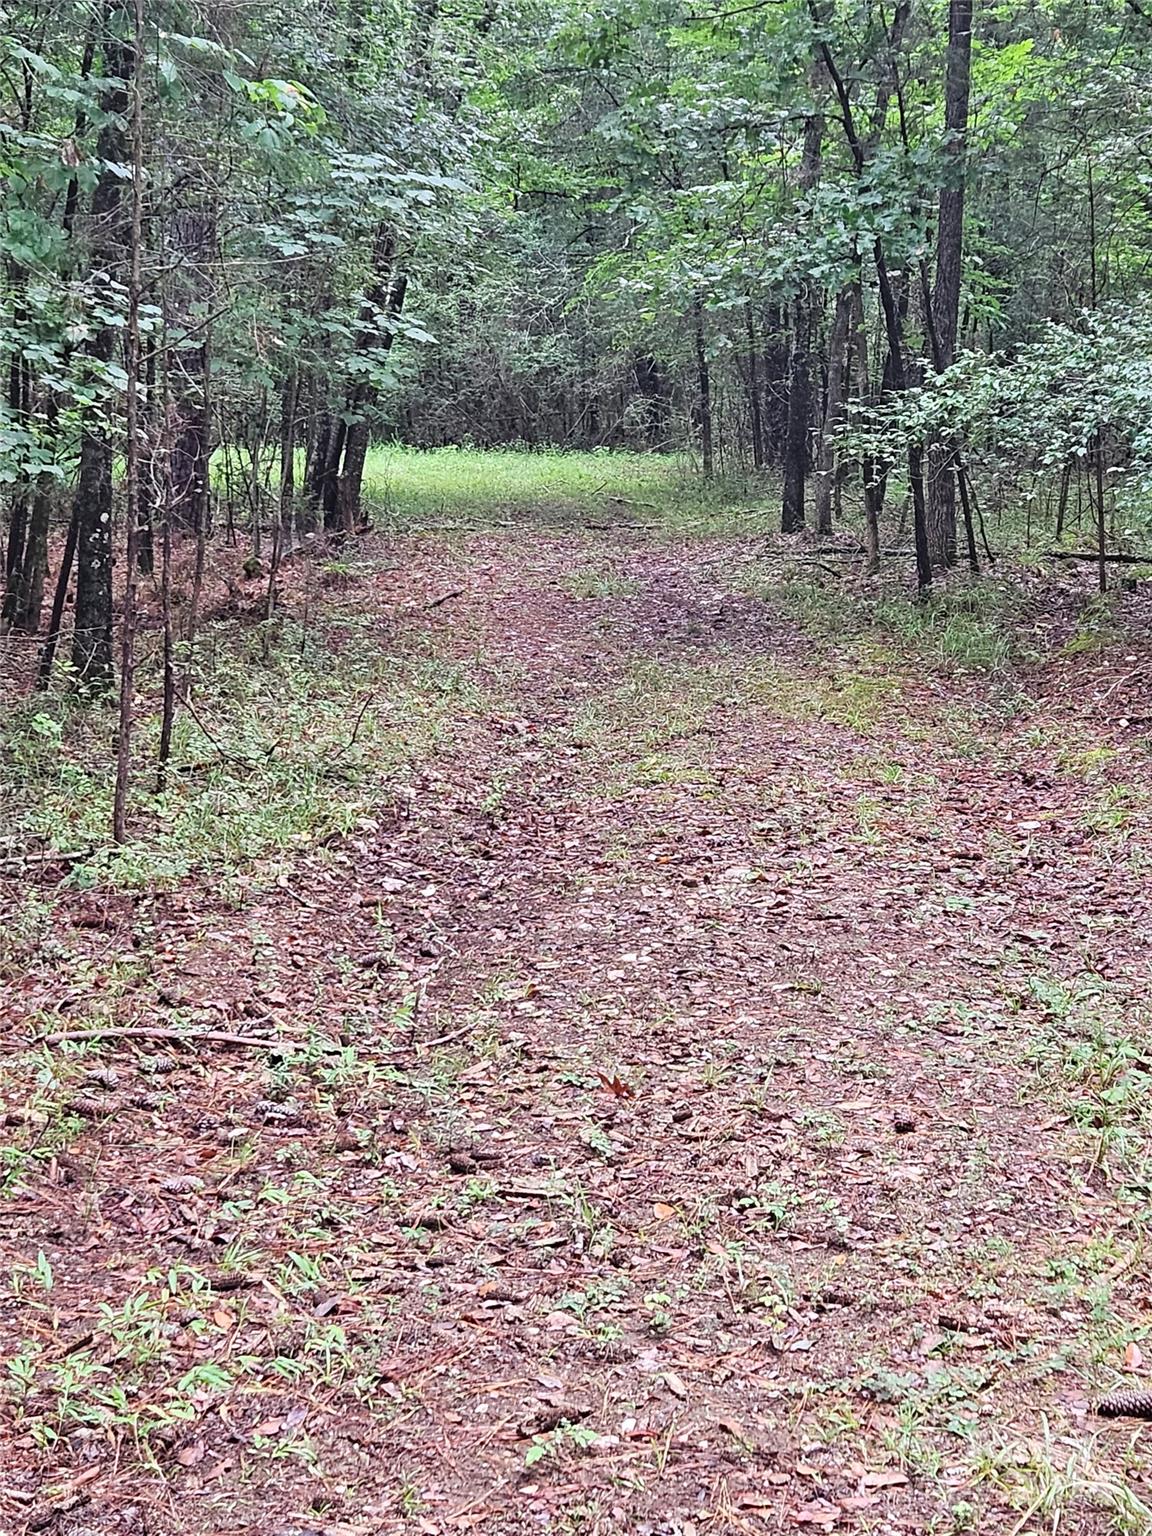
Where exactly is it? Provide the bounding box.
[72,420,116,688]
[71,21,134,689]
[812,284,854,536]
[692,296,713,477]
[3,342,31,630]
[36,502,79,690]
[325,230,409,528]
[10,479,52,632]
[780,101,823,533]
[814,0,931,590]
[927,0,973,568]
[781,292,811,532]
[113,0,145,843]
[634,353,670,449]
[853,290,881,574]
[744,312,765,470]
[279,367,298,546]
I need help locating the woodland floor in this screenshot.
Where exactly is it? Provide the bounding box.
[5,510,1152,1536]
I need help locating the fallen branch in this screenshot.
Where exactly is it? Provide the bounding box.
[581,520,661,531]
[788,546,910,560]
[425,587,465,610]
[37,1021,476,1059]
[0,848,91,873]
[415,1021,473,1052]
[1045,550,1152,565]
[36,1026,304,1051]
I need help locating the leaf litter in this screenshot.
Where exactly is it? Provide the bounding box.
[3,529,1152,1533]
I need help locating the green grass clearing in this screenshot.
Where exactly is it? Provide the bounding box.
[360,445,765,531]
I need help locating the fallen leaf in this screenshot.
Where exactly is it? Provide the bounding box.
[662,1369,688,1399]
[596,1071,635,1099]
[790,1500,841,1528]
[176,1439,206,1467]
[861,1468,908,1489]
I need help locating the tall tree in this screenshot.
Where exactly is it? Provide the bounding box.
[927,0,974,569]
[72,8,134,689]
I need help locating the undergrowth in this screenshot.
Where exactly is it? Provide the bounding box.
[1,607,494,890]
[1018,972,1152,1196]
[752,573,1023,670]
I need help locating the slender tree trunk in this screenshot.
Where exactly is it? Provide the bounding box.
[71,420,116,687]
[1095,429,1108,594]
[279,367,298,547]
[307,410,332,516]
[854,295,881,575]
[1055,461,1072,541]
[11,479,52,632]
[927,0,974,568]
[814,0,930,590]
[36,505,79,690]
[71,20,134,690]
[156,504,176,787]
[320,417,347,529]
[136,340,156,574]
[744,311,765,470]
[780,102,823,533]
[813,284,853,536]
[113,0,145,843]
[781,291,811,532]
[692,296,713,477]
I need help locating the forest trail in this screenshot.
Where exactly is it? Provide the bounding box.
[5,525,1152,1535]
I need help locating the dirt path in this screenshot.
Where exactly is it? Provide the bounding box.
[4,527,1152,1536]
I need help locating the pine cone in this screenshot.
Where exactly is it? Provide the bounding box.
[1097,1390,1152,1418]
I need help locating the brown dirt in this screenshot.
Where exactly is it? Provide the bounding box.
[4,527,1152,1536]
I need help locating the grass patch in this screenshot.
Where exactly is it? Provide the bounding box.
[560,566,639,599]
[744,572,1021,671]
[361,445,764,532]
[567,658,730,753]
[1019,972,1152,1191]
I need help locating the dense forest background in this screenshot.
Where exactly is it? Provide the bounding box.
[4,0,1152,822]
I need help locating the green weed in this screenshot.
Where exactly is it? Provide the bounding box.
[560,566,638,599]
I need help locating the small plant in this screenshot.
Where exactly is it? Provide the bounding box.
[644,1290,673,1336]
[524,1419,599,1468]
[11,1250,54,1295]
[560,567,638,600]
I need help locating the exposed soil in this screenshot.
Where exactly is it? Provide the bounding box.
[4,525,1152,1536]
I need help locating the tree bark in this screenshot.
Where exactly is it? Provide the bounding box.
[812,284,854,536]
[113,0,145,842]
[36,502,80,690]
[692,296,713,477]
[927,0,974,568]
[10,479,51,632]
[71,17,134,689]
[743,312,765,470]
[780,102,823,533]
[781,291,811,532]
